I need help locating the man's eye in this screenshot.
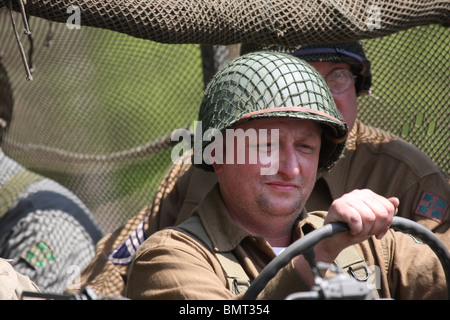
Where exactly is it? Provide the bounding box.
[297,144,316,153]
[332,70,345,79]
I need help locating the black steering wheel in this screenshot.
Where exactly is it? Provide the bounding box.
[242,216,450,300]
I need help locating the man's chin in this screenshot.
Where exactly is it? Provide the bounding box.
[263,202,304,218]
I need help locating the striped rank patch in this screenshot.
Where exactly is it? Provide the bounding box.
[107,218,146,265]
[415,191,448,223]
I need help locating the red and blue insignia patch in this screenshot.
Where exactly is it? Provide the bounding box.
[415,191,448,223]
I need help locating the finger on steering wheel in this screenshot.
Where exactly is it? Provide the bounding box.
[326,189,398,241]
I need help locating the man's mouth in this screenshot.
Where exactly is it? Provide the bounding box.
[265,181,299,192]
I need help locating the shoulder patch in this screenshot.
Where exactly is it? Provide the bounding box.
[415,191,448,223]
[21,241,56,269]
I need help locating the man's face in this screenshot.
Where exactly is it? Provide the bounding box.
[212,118,321,226]
[309,61,358,131]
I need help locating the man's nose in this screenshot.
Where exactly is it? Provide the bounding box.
[276,145,300,178]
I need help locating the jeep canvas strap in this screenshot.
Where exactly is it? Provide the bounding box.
[174,216,250,295]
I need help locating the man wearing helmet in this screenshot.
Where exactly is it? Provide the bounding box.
[142,41,449,247]
[68,41,448,298]
[126,52,446,299]
[155,41,449,246]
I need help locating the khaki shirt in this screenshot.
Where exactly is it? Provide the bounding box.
[126,184,447,300]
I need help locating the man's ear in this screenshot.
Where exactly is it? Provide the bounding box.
[211,161,223,174]
[209,147,223,174]
[204,139,225,174]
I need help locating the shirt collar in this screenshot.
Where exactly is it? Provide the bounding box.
[194,184,249,252]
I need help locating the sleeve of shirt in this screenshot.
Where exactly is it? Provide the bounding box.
[397,171,450,245]
[256,260,311,300]
[1,210,98,294]
[0,191,102,294]
[357,229,447,300]
[389,230,447,299]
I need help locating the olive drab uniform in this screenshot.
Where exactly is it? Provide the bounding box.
[173,213,378,298]
[67,52,447,299]
[126,184,446,299]
[66,51,348,298]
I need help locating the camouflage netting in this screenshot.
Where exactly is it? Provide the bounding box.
[2,0,449,44]
[0,1,448,233]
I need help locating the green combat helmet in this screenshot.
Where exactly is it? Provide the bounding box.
[195,51,348,173]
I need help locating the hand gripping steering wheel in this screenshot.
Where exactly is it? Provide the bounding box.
[242,216,450,300]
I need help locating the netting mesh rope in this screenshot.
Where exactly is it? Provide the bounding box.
[2,0,449,44]
[1,12,209,232]
[0,1,448,233]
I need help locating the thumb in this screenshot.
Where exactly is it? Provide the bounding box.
[388,197,400,215]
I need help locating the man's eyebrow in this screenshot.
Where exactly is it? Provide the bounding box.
[296,132,322,142]
[270,129,322,143]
